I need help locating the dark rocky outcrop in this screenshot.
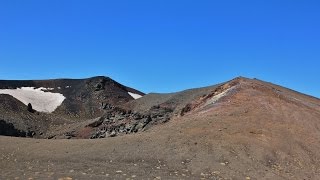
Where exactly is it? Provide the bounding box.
[89,105,173,139]
[27,103,35,113]
[0,120,34,137]
[0,76,145,139]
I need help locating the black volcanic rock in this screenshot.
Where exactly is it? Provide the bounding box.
[1,77,320,180]
[0,120,32,137]
[0,76,144,138]
[27,103,34,113]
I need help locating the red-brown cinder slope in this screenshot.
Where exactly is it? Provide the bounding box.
[163,77,320,179]
[1,77,319,179]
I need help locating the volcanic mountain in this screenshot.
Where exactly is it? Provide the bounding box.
[0,76,144,137]
[1,76,320,179]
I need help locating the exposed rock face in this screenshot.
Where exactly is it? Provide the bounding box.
[0,76,145,138]
[1,76,320,144]
[180,80,239,116]
[87,105,173,139]
[1,77,320,180]
[0,120,34,137]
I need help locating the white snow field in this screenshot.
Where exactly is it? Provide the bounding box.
[128,92,142,99]
[0,87,65,113]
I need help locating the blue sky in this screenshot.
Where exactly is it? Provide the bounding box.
[0,0,319,97]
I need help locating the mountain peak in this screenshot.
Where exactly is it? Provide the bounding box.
[1,76,320,179]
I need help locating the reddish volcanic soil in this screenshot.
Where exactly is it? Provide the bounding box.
[1,77,320,179]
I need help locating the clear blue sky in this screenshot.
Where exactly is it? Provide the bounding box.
[0,0,319,97]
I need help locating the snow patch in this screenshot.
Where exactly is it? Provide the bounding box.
[37,87,54,91]
[128,92,142,99]
[0,87,65,113]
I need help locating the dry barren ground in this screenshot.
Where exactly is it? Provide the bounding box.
[1,78,320,180]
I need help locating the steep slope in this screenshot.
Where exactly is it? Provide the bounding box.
[1,77,320,179]
[44,77,320,141]
[55,82,223,139]
[161,77,320,179]
[0,76,144,137]
[124,83,222,115]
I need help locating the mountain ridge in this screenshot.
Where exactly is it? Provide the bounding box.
[1,75,320,179]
